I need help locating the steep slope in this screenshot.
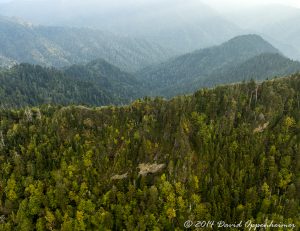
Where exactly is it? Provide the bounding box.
[203,53,300,87]
[0,16,173,72]
[165,53,300,96]
[64,59,143,101]
[0,61,143,108]
[138,34,281,96]
[0,75,299,229]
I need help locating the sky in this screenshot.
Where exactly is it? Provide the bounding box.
[0,0,299,23]
[0,0,300,8]
[202,0,300,11]
[0,0,300,13]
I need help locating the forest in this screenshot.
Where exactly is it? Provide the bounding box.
[0,61,142,109]
[0,74,299,230]
[137,35,300,97]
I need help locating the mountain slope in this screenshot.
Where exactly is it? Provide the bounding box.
[0,75,299,229]
[64,59,143,101]
[0,0,242,54]
[225,4,300,61]
[204,53,300,86]
[0,16,173,72]
[0,61,142,108]
[138,34,281,96]
[166,53,300,96]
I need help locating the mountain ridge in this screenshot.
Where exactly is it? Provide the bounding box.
[0,60,143,108]
[171,53,300,96]
[138,34,284,96]
[0,16,174,72]
[0,0,242,54]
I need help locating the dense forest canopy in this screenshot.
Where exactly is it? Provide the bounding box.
[0,75,299,230]
[0,61,143,109]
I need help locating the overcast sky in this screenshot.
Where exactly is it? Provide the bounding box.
[203,0,300,11]
[0,0,300,8]
[0,0,299,20]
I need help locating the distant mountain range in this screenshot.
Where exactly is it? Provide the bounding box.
[0,0,242,54]
[1,34,300,108]
[138,34,300,97]
[0,16,173,72]
[1,2,300,63]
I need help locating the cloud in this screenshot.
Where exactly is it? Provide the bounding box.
[202,0,300,11]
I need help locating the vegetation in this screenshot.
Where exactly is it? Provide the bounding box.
[167,53,300,96]
[0,75,299,230]
[138,35,300,97]
[0,61,142,108]
[64,59,142,101]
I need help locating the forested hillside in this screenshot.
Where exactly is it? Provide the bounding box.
[203,53,300,87]
[164,53,300,96]
[0,75,299,230]
[138,34,300,97]
[0,62,142,108]
[0,16,172,72]
[64,59,142,99]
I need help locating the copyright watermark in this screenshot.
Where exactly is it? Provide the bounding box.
[184,220,296,230]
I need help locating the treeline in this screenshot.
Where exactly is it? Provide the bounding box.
[0,75,299,230]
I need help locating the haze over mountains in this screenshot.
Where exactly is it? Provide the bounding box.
[224,4,300,60]
[138,35,300,97]
[0,0,243,54]
[0,0,300,104]
[1,34,300,108]
[0,16,173,72]
[1,0,300,61]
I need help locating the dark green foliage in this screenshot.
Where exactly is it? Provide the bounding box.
[0,62,142,108]
[205,53,300,85]
[0,75,299,230]
[138,35,300,97]
[64,59,143,101]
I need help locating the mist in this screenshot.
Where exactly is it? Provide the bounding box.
[1,0,299,31]
[0,0,300,60]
